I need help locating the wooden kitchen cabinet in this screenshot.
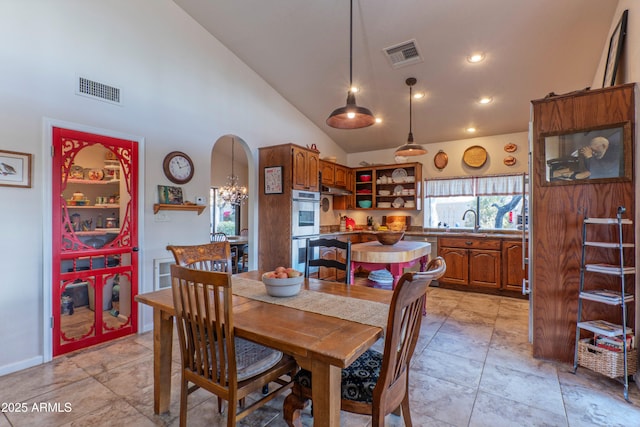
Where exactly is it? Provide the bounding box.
[334,164,348,187]
[292,145,319,191]
[320,160,349,188]
[502,240,527,292]
[438,237,502,290]
[320,161,335,186]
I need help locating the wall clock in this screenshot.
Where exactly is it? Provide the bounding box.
[163,151,194,184]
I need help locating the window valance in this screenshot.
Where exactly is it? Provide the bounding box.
[426,174,525,197]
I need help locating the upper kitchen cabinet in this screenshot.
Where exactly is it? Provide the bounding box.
[320,160,348,188]
[292,145,319,192]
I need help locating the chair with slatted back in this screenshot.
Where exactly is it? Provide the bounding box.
[171,265,297,427]
[211,232,241,273]
[284,257,446,427]
[167,241,233,273]
[304,237,352,284]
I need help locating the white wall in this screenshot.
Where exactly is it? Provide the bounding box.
[340,131,529,227]
[0,0,345,374]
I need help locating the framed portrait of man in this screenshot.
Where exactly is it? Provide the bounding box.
[541,122,631,186]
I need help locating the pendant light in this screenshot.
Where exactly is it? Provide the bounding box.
[219,138,248,206]
[394,77,427,156]
[326,0,375,129]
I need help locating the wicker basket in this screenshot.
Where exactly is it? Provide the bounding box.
[577,339,637,378]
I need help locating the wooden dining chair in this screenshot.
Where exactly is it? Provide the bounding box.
[167,241,233,273]
[211,232,228,242]
[284,257,447,427]
[210,232,241,273]
[171,265,297,427]
[304,237,352,284]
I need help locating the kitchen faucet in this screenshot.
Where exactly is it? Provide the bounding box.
[462,209,480,233]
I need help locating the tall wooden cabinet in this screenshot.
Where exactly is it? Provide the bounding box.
[259,144,320,271]
[531,83,637,363]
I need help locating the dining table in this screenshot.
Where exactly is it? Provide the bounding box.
[134,270,392,426]
[350,240,431,286]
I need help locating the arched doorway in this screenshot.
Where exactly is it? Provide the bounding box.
[211,135,253,272]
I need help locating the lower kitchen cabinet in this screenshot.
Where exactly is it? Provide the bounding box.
[438,236,525,295]
[502,241,527,292]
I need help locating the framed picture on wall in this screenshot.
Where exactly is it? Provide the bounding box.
[264,166,283,194]
[541,122,632,186]
[0,150,32,188]
[157,185,184,204]
[602,9,628,88]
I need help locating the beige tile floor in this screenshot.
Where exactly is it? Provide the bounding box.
[1,287,639,426]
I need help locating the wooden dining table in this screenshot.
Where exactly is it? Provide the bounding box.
[135,270,392,426]
[350,240,431,286]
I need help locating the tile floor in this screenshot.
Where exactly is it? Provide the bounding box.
[1,287,639,426]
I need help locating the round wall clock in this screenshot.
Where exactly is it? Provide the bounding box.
[163,151,194,184]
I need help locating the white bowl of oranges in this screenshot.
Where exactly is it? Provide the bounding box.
[262,266,304,297]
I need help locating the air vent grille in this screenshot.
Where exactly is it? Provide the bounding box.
[383,39,423,69]
[77,77,121,104]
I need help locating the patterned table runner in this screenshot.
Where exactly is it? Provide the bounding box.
[232,277,389,335]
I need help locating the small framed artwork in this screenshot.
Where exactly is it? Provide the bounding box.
[0,150,32,188]
[157,185,184,204]
[541,121,632,186]
[264,166,283,194]
[602,9,628,88]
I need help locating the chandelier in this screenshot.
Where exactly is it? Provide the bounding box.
[219,138,248,206]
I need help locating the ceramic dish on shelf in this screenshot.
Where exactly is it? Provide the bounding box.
[392,197,404,208]
[393,185,404,195]
[378,202,391,208]
[405,176,415,183]
[392,168,408,180]
[404,201,415,208]
[378,190,391,196]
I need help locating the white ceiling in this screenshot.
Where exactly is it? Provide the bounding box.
[174,0,619,154]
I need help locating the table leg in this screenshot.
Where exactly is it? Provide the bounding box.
[153,308,174,414]
[311,360,341,426]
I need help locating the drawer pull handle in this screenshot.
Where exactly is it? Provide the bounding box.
[465,241,472,245]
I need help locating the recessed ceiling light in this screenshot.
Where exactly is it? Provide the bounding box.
[478,96,493,104]
[466,127,477,133]
[467,53,485,63]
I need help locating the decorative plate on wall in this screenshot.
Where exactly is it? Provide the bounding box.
[504,143,518,152]
[503,156,517,166]
[434,150,448,169]
[463,145,487,168]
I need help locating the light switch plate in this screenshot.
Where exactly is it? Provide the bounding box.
[195,196,205,205]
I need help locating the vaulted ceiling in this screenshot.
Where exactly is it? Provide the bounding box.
[174,0,619,154]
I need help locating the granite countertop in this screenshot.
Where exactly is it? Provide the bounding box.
[319,227,526,240]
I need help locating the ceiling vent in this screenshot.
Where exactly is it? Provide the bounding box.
[383,39,423,69]
[76,76,121,105]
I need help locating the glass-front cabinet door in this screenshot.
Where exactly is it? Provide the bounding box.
[52,128,138,356]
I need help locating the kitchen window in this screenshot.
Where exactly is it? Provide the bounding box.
[424,174,526,230]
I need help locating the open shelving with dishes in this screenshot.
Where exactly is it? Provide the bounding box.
[572,206,636,401]
[353,162,422,210]
[64,177,122,236]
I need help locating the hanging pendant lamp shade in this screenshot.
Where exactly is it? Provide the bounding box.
[395,77,427,156]
[326,0,375,129]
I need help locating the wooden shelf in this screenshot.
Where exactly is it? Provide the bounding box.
[153,203,205,215]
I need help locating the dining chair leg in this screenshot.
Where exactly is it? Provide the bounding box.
[401,383,413,427]
[179,378,188,427]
